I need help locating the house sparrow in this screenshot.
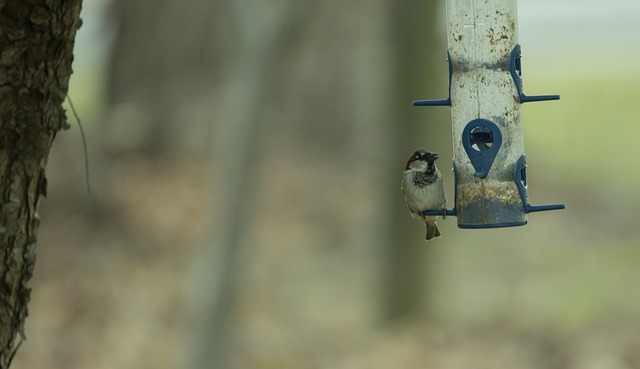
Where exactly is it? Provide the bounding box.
[401,148,447,241]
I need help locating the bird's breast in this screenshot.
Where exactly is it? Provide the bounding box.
[403,170,445,213]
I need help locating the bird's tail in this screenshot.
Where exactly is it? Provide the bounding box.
[425,220,441,241]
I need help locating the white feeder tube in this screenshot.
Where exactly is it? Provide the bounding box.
[446,0,526,227]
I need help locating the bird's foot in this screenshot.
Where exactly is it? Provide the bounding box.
[441,207,447,220]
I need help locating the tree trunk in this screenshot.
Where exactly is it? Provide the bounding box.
[0,1,82,367]
[384,0,449,321]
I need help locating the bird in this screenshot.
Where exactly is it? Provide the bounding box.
[401,148,447,241]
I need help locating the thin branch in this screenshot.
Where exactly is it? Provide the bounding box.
[66,95,90,195]
[7,338,22,368]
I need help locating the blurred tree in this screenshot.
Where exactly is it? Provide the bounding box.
[0,1,83,368]
[103,0,446,367]
[103,1,314,369]
[184,2,315,369]
[103,0,224,154]
[383,0,449,322]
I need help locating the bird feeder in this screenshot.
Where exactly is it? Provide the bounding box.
[414,0,564,228]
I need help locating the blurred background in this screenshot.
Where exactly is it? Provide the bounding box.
[11,0,640,368]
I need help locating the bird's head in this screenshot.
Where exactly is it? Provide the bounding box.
[405,148,439,171]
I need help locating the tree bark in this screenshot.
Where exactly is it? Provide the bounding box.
[0,1,82,367]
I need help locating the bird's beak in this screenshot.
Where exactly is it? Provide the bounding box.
[429,152,439,161]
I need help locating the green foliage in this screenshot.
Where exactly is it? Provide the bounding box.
[524,69,637,193]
